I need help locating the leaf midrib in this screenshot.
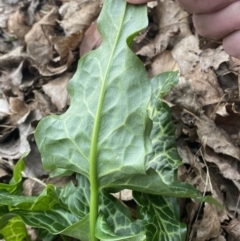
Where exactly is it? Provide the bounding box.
[89,3,127,240]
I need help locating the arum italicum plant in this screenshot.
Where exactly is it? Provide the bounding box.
[0,1,220,241]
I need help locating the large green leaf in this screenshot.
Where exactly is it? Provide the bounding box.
[35,1,151,188]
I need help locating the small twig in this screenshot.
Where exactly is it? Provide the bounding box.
[21,171,47,187]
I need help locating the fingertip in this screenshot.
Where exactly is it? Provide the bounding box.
[223,31,240,59]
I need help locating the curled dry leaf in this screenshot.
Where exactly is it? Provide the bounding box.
[59,1,100,36]
[196,115,240,160]
[42,72,73,111]
[223,219,240,241]
[148,50,179,77]
[165,76,202,114]
[50,31,84,64]
[25,7,58,66]
[199,46,229,72]
[7,6,31,42]
[172,35,200,75]
[194,204,221,241]
[204,147,240,181]
[185,64,224,107]
[137,0,191,58]
[215,103,240,141]
[0,0,24,28]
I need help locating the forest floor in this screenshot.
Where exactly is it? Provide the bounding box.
[1,0,240,240]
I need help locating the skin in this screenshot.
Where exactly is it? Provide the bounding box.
[126,0,240,59]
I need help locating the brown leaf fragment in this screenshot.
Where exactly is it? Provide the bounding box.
[0,0,23,28]
[228,57,240,74]
[137,27,179,58]
[196,115,240,160]
[171,35,200,75]
[59,1,100,36]
[148,50,179,77]
[33,90,57,115]
[195,204,221,241]
[25,6,57,44]
[7,7,31,42]
[50,31,84,63]
[0,161,11,183]
[42,72,73,111]
[211,236,226,241]
[137,0,191,58]
[165,76,201,114]
[24,142,48,178]
[25,7,58,66]
[224,219,240,241]
[204,147,240,181]
[0,46,27,68]
[153,0,190,39]
[199,46,229,72]
[185,64,225,107]
[9,97,29,124]
[0,135,21,159]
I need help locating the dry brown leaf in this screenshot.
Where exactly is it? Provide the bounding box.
[224,219,240,241]
[0,46,27,68]
[0,136,21,159]
[153,0,190,39]
[25,6,57,43]
[215,103,240,138]
[204,147,240,181]
[24,142,48,178]
[137,27,179,58]
[50,31,84,63]
[171,35,200,75]
[0,0,23,28]
[25,7,57,67]
[7,8,31,42]
[199,46,229,72]
[211,236,227,241]
[33,90,57,116]
[148,50,179,77]
[59,1,100,36]
[195,204,221,241]
[42,72,73,111]
[196,115,240,160]
[165,76,201,114]
[185,64,224,107]
[137,0,191,58]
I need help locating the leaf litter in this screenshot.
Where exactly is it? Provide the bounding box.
[1,0,240,240]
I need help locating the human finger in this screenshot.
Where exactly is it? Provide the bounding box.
[223,30,240,59]
[193,1,240,39]
[177,0,237,13]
